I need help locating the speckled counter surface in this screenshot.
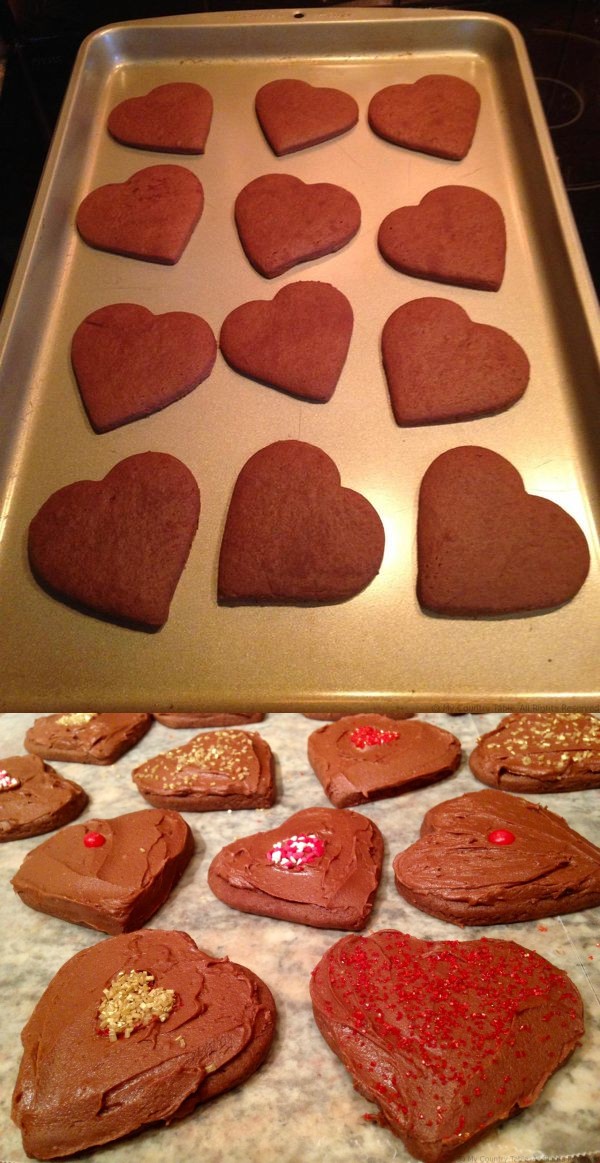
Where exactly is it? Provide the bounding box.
[1,712,599,1163]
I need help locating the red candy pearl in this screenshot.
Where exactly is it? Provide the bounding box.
[84,831,106,848]
[487,829,515,845]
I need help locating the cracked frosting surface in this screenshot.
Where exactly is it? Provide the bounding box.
[0,755,87,841]
[469,712,600,792]
[24,713,152,764]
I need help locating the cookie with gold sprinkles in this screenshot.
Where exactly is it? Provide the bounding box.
[469,712,600,792]
[12,929,276,1159]
[131,729,276,811]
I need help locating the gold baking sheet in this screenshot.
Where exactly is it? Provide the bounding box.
[0,8,598,712]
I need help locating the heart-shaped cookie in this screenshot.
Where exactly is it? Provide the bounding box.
[255,78,358,155]
[76,164,204,264]
[310,928,583,1163]
[28,451,200,629]
[107,82,213,153]
[469,711,600,792]
[0,755,87,842]
[12,929,276,1159]
[234,173,360,278]
[219,281,353,401]
[368,73,481,160]
[218,440,384,602]
[393,787,600,925]
[382,297,529,424]
[378,185,506,291]
[208,805,383,930]
[417,445,590,614]
[71,303,217,432]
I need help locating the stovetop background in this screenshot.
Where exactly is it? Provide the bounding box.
[0,0,599,313]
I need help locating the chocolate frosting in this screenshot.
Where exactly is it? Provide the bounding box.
[24,713,152,764]
[153,713,265,727]
[11,808,194,933]
[12,929,276,1160]
[0,755,87,841]
[310,929,583,1163]
[132,729,275,810]
[393,788,600,925]
[208,806,383,929]
[308,714,461,807]
[470,712,600,792]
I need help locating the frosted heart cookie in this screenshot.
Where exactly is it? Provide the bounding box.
[107,81,213,153]
[382,297,529,424]
[220,281,353,402]
[378,185,506,291]
[470,712,600,792]
[255,78,358,155]
[234,173,360,278]
[28,452,200,629]
[0,756,87,842]
[368,73,480,160]
[132,729,275,811]
[12,929,276,1160]
[71,303,217,432]
[307,714,461,808]
[76,164,203,264]
[218,440,385,603]
[24,713,152,764]
[11,808,194,934]
[208,805,383,930]
[153,713,265,728]
[393,788,600,926]
[417,445,590,615]
[310,929,584,1163]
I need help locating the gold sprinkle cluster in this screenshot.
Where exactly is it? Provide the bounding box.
[141,731,256,789]
[484,713,600,769]
[57,713,97,727]
[97,969,175,1041]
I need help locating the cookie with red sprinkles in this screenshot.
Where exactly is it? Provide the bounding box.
[307,714,461,808]
[310,928,584,1163]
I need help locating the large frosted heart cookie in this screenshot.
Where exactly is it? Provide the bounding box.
[369,73,481,159]
[76,164,204,264]
[220,281,353,401]
[12,929,276,1159]
[107,82,213,153]
[234,173,360,277]
[378,185,506,291]
[417,445,590,615]
[255,78,358,155]
[469,712,600,792]
[382,297,529,424]
[310,929,583,1163]
[71,303,217,432]
[393,788,600,925]
[208,805,383,930]
[218,440,384,603]
[28,452,200,629]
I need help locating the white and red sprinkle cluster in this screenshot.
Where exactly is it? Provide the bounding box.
[0,770,20,791]
[267,833,325,870]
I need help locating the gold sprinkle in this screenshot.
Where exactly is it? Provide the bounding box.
[57,713,97,727]
[97,969,175,1041]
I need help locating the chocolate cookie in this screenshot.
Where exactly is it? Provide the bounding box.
[255,78,358,155]
[235,173,360,278]
[417,445,591,615]
[381,297,529,424]
[24,713,151,764]
[368,73,480,160]
[28,452,200,629]
[12,929,276,1159]
[71,303,217,432]
[218,440,385,603]
[208,806,383,930]
[0,756,87,842]
[11,808,194,934]
[470,712,600,792]
[219,281,353,402]
[76,164,204,264]
[153,713,265,728]
[393,788,600,925]
[308,714,461,807]
[378,185,506,291]
[107,82,213,153]
[132,729,275,811]
[310,929,583,1163]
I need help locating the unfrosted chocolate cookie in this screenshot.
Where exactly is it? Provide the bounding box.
[132,729,275,811]
[107,82,213,153]
[0,756,87,842]
[24,713,151,764]
[255,78,358,155]
[368,73,480,160]
[208,805,383,930]
[470,712,600,792]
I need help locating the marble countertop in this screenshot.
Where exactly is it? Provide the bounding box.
[1,712,599,1163]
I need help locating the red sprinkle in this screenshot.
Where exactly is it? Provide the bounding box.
[487,829,515,846]
[84,831,106,848]
[0,770,21,791]
[350,726,401,750]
